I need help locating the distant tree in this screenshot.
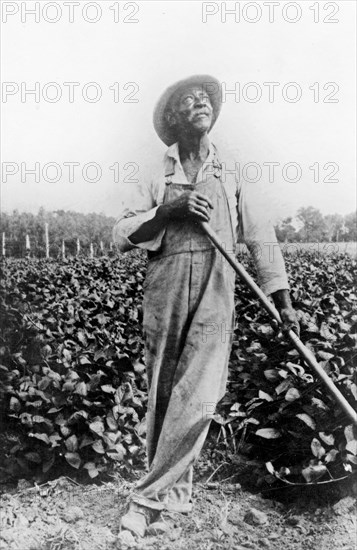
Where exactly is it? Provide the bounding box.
[323,213,344,242]
[275,217,299,242]
[297,206,325,242]
[343,211,357,241]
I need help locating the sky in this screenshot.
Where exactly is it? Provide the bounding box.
[1,0,356,222]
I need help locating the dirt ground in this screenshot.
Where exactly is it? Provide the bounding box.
[0,458,356,550]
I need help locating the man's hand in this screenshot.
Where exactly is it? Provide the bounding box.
[129,191,213,245]
[159,191,213,223]
[271,289,300,337]
[279,306,300,337]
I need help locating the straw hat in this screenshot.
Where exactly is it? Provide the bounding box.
[153,74,222,146]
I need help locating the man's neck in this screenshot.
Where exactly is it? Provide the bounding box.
[178,133,210,164]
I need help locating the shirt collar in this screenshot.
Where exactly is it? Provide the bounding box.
[164,139,221,177]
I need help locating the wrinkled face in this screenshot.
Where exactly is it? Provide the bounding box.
[167,86,213,138]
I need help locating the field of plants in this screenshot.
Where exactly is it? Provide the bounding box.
[1,247,356,488]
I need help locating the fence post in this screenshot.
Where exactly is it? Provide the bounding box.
[90,243,94,259]
[77,238,80,256]
[26,234,30,258]
[62,240,65,260]
[100,241,103,254]
[45,223,49,259]
[2,233,5,257]
[109,241,113,252]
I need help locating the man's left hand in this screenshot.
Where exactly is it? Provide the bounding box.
[271,289,300,337]
[279,306,300,337]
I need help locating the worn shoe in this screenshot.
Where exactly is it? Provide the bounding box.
[120,502,160,538]
[145,519,171,536]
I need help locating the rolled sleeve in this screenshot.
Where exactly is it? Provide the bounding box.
[238,181,290,296]
[112,174,165,253]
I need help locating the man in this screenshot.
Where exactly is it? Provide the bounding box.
[113,75,298,537]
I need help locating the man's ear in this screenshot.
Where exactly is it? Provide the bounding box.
[166,109,176,128]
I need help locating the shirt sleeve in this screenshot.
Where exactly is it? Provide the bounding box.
[112,175,165,253]
[238,181,290,297]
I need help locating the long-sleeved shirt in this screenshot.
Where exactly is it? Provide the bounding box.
[112,141,289,297]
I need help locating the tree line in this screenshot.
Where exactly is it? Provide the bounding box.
[0,208,116,257]
[0,206,356,257]
[275,207,356,243]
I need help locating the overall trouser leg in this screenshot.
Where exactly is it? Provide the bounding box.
[132,250,235,511]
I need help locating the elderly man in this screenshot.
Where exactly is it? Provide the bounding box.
[113,75,298,537]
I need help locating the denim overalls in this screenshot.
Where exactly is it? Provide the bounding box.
[132,157,236,512]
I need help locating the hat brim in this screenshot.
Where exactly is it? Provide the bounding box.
[153,75,222,146]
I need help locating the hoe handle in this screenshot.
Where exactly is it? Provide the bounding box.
[200,221,357,426]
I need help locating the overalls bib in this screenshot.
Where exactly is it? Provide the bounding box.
[132,161,236,512]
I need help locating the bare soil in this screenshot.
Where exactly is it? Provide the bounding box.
[1,459,356,550]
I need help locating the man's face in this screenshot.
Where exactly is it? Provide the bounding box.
[168,86,213,137]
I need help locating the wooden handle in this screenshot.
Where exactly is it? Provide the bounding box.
[200,221,357,426]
